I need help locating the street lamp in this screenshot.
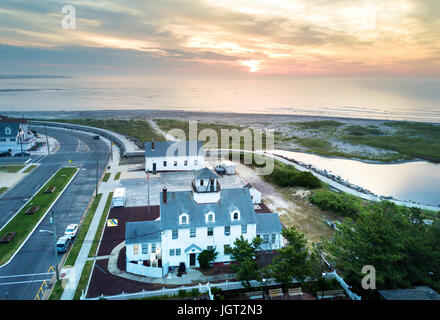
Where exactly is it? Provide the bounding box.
[262,278,267,300]
[50,211,60,280]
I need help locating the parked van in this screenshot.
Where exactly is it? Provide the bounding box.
[221,160,235,175]
[56,236,71,253]
[112,187,126,207]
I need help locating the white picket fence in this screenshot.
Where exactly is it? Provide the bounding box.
[82,273,361,300]
[82,278,281,300]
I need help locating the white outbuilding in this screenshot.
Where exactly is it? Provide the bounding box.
[145,140,204,173]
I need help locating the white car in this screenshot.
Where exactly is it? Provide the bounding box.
[64,224,79,238]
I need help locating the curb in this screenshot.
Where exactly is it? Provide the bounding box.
[0,163,41,201]
[0,166,58,232]
[0,167,80,269]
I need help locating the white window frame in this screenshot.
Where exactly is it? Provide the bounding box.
[231,210,240,221]
[179,213,189,225]
[205,211,215,223]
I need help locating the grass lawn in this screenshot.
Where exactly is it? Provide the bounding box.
[64,194,103,266]
[88,192,113,257]
[102,172,111,182]
[73,260,93,300]
[114,172,121,180]
[0,167,78,266]
[48,280,64,300]
[44,119,165,145]
[0,187,7,196]
[0,165,25,173]
[23,165,37,173]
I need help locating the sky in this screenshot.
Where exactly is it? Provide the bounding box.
[0,0,439,79]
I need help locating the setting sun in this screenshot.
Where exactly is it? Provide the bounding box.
[240,60,261,72]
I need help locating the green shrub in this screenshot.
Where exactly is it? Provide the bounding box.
[269,167,321,189]
[309,190,361,217]
[197,249,218,269]
[190,288,200,298]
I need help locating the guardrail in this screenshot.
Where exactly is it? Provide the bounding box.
[29,120,144,157]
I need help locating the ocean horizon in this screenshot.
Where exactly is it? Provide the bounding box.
[1,76,439,123]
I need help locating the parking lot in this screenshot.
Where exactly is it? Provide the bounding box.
[119,170,246,207]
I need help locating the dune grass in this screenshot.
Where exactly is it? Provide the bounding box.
[154,118,274,150]
[0,167,77,266]
[45,119,165,144]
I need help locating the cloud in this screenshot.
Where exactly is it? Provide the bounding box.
[0,0,439,76]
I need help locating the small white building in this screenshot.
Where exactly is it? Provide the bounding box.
[125,167,283,278]
[245,183,262,204]
[0,117,36,153]
[145,141,204,173]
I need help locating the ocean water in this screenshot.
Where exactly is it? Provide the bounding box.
[0,76,439,123]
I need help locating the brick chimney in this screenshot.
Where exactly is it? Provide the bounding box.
[151,140,155,151]
[163,186,167,203]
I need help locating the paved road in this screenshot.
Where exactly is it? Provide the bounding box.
[0,127,110,300]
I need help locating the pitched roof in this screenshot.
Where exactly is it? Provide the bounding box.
[0,122,20,138]
[379,286,440,300]
[125,220,162,245]
[194,167,219,180]
[160,188,257,230]
[256,213,283,234]
[145,141,203,158]
[184,244,202,253]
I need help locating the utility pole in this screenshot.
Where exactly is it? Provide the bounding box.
[50,211,60,280]
[96,159,99,196]
[111,142,113,161]
[147,169,150,214]
[44,125,50,155]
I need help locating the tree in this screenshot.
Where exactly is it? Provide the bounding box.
[197,248,218,269]
[267,226,318,291]
[225,236,262,290]
[324,204,440,297]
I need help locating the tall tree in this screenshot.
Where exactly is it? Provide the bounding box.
[324,203,440,297]
[268,226,318,291]
[225,236,262,290]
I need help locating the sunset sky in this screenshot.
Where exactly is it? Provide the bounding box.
[0,0,439,78]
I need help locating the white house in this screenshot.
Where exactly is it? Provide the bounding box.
[245,183,262,204]
[145,140,204,173]
[0,117,36,153]
[125,167,283,278]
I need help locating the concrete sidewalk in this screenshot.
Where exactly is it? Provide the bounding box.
[60,190,110,300]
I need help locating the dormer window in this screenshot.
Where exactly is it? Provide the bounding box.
[206,212,215,223]
[179,213,189,225]
[231,210,240,221]
[4,127,11,135]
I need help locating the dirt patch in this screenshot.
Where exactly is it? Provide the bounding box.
[234,162,336,243]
